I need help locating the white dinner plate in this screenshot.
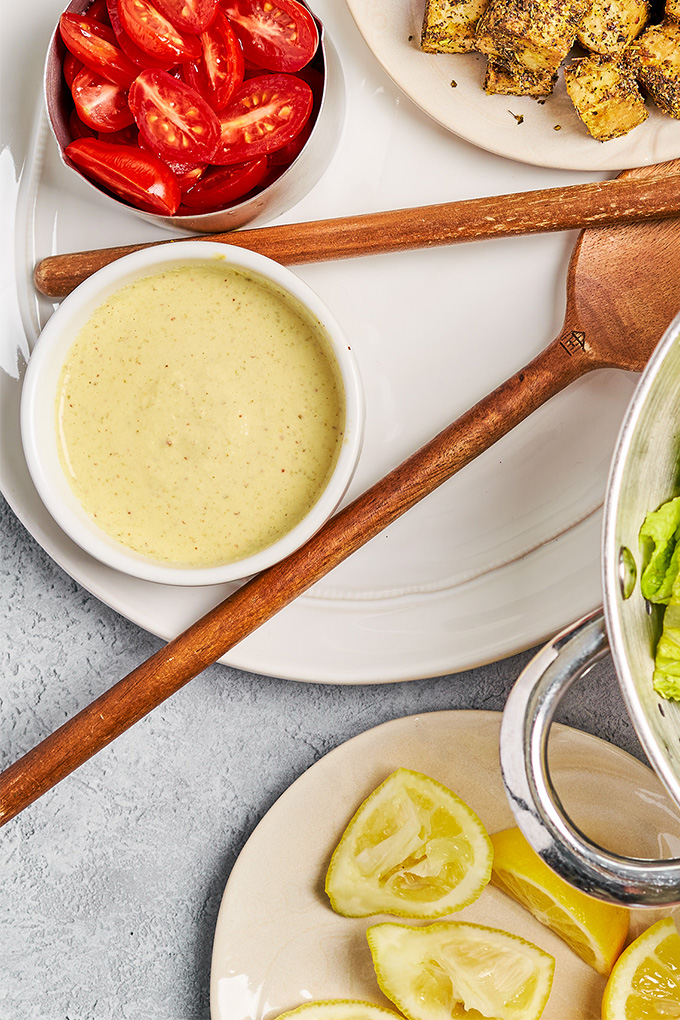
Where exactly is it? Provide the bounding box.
[2,0,640,683]
[346,0,680,171]
[210,710,680,1020]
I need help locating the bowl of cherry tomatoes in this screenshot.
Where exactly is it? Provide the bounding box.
[44,0,344,231]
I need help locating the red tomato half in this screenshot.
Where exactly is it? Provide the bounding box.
[99,124,139,144]
[59,13,138,87]
[117,0,202,63]
[212,73,312,164]
[221,0,318,73]
[184,12,244,111]
[266,114,311,165]
[65,138,181,214]
[86,0,110,20]
[180,157,266,208]
[63,51,84,88]
[170,163,206,189]
[154,0,218,34]
[106,0,175,69]
[71,67,136,132]
[129,69,220,162]
[69,108,98,140]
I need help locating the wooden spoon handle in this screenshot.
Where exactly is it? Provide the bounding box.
[33,170,680,297]
[0,331,592,827]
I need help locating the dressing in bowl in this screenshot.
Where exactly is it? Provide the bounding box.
[22,242,364,584]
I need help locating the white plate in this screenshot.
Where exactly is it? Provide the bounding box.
[346,0,680,171]
[210,710,680,1020]
[2,0,639,683]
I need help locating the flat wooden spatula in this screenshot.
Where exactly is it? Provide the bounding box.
[3,161,680,827]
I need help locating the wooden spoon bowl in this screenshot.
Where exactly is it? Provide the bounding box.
[565,161,680,375]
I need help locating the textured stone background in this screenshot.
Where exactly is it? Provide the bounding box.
[0,493,647,1019]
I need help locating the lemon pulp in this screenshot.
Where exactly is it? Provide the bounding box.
[367,920,554,1020]
[490,827,629,975]
[325,769,493,919]
[602,916,680,1020]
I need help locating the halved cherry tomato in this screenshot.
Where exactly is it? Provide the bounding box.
[184,12,244,111]
[117,0,202,63]
[212,73,312,164]
[69,108,98,140]
[221,0,318,73]
[99,124,139,144]
[86,0,110,21]
[170,162,207,190]
[267,63,320,164]
[180,157,266,208]
[71,66,136,132]
[154,0,218,34]
[63,51,84,88]
[295,63,324,102]
[242,57,265,79]
[129,69,220,162]
[106,0,175,69]
[59,13,138,87]
[256,160,285,190]
[137,133,207,186]
[65,137,181,214]
[266,114,311,165]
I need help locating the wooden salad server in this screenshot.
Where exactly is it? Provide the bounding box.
[3,160,680,827]
[34,160,680,297]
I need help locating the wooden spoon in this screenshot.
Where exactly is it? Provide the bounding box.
[3,161,680,827]
[33,163,680,298]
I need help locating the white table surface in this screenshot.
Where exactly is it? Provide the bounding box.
[0,490,646,1019]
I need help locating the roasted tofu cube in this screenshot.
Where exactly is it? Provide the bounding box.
[577,0,650,55]
[565,54,649,139]
[421,0,490,53]
[475,0,591,74]
[626,19,680,117]
[483,57,557,94]
[666,0,680,21]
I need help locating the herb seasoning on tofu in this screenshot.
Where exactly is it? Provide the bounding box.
[420,0,680,140]
[55,263,345,566]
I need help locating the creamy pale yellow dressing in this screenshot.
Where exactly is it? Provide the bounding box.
[56,263,345,566]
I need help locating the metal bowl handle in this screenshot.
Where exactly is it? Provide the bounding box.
[500,609,680,906]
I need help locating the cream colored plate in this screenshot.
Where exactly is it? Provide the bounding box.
[210,710,680,1020]
[3,0,639,685]
[345,0,680,171]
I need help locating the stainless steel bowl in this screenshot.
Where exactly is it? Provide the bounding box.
[501,311,680,906]
[44,0,344,232]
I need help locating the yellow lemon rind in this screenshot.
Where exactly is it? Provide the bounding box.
[366,920,555,1020]
[325,768,493,919]
[490,827,629,976]
[274,1000,406,1020]
[601,916,680,1020]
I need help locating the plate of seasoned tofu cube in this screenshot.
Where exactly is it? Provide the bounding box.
[345,0,680,169]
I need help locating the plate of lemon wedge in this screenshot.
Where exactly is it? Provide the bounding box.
[209,711,680,1020]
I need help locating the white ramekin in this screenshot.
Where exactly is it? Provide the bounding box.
[21,241,364,585]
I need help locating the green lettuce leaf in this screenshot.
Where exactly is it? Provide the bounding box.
[653,600,680,701]
[639,496,680,604]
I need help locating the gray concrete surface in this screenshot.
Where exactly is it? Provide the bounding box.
[0,492,646,1019]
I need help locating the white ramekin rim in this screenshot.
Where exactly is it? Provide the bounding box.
[21,241,365,586]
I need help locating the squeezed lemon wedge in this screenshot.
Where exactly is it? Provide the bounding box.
[325,769,493,918]
[490,827,629,975]
[366,920,554,1020]
[274,1001,406,1020]
[601,916,680,1019]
